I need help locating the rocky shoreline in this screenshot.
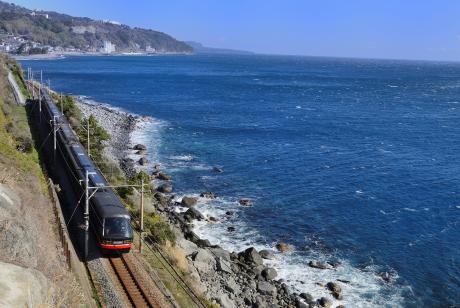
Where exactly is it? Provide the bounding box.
[78,101,347,308]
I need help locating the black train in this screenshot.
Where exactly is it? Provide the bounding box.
[39,90,133,252]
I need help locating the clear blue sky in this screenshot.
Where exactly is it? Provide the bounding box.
[8,0,460,61]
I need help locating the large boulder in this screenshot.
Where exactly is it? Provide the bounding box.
[261,267,277,280]
[299,293,314,303]
[210,247,231,261]
[259,249,275,260]
[138,157,148,165]
[154,192,169,206]
[133,144,147,151]
[0,261,49,307]
[309,260,333,270]
[326,281,342,297]
[156,172,171,181]
[240,247,263,266]
[275,242,294,253]
[192,249,215,274]
[181,196,198,207]
[257,281,277,296]
[318,297,332,308]
[216,257,232,274]
[157,184,173,193]
[184,207,205,221]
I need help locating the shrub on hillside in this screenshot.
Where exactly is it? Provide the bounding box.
[144,214,176,246]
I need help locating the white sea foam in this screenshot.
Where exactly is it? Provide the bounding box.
[172,195,408,308]
[133,109,410,307]
[169,154,195,161]
[129,115,167,172]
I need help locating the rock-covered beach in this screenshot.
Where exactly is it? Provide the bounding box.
[75,98,351,308]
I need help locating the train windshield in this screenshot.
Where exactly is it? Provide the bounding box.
[104,217,132,238]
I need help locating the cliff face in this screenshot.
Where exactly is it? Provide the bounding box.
[0,1,194,53]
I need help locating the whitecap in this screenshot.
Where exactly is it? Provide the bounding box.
[169,154,195,161]
[403,207,417,212]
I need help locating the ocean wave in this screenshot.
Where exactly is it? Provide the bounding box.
[169,154,195,161]
[167,194,408,308]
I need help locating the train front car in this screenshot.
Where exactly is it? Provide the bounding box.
[91,190,133,253]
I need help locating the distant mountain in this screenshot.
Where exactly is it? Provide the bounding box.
[0,1,193,54]
[186,41,254,55]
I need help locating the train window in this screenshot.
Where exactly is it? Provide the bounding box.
[103,217,132,238]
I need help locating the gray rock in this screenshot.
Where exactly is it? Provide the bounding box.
[200,191,216,199]
[215,292,236,308]
[295,298,309,308]
[326,281,342,295]
[154,192,169,205]
[299,293,314,303]
[240,247,263,266]
[208,216,218,222]
[250,265,266,277]
[138,157,148,165]
[184,207,205,221]
[224,278,239,294]
[259,249,275,260]
[319,297,332,308]
[309,260,333,270]
[210,247,231,261]
[227,226,236,232]
[192,249,215,274]
[216,257,232,274]
[275,242,294,253]
[262,267,278,280]
[257,281,277,296]
[156,172,171,181]
[181,196,198,207]
[239,198,253,206]
[133,144,147,150]
[254,296,267,308]
[157,183,173,193]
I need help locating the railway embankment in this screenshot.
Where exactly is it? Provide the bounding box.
[0,54,90,306]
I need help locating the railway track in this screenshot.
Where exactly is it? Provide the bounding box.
[109,254,159,308]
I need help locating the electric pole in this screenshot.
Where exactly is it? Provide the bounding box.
[87,118,90,156]
[140,177,144,252]
[60,93,63,114]
[84,170,89,261]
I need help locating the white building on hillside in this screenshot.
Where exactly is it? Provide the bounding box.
[101,41,116,54]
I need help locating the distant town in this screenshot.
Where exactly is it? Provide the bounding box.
[0,9,173,56]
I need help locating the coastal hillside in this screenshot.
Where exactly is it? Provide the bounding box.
[186,41,254,55]
[0,54,88,306]
[0,1,193,54]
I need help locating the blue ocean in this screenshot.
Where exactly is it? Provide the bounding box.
[23,55,460,307]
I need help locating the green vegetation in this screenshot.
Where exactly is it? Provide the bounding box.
[0,54,45,187]
[143,214,176,246]
[51,91,177,247]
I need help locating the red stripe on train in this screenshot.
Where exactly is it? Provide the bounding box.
[100,243,132,249]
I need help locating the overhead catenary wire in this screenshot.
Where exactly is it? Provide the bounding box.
[37,79,206,308]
